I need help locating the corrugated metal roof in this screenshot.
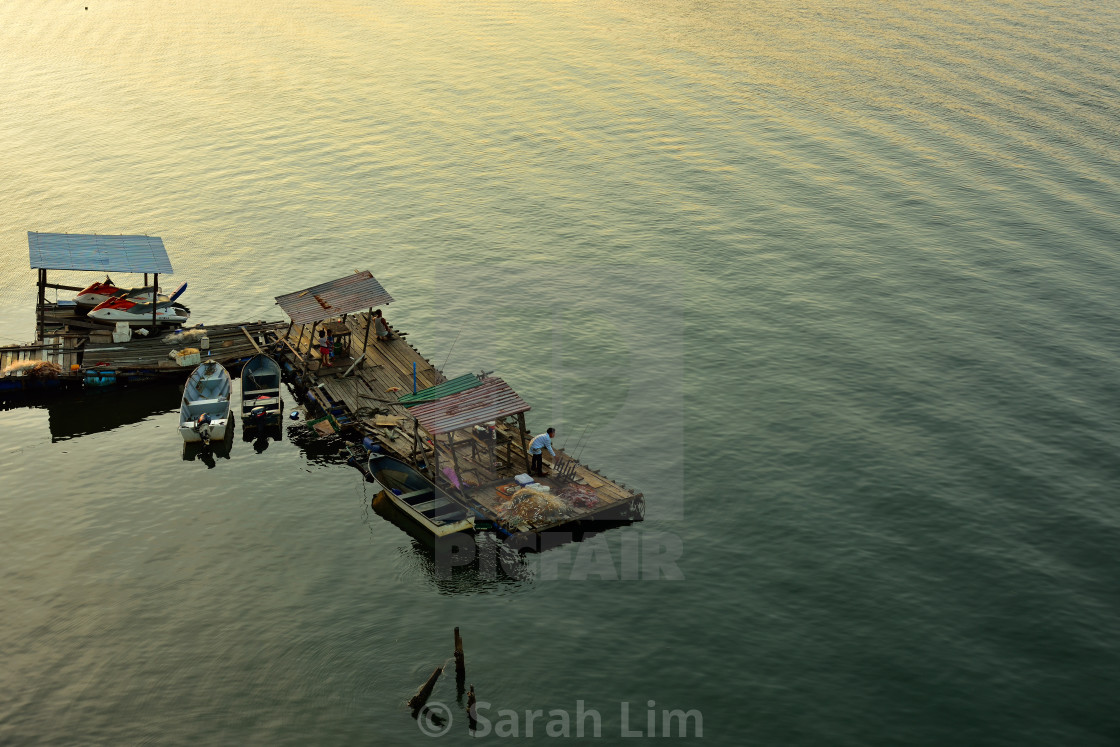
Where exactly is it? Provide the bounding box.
[28,232,173,274]
[274,271,394,324]
[409,377,530,435]
[398,373,483,407]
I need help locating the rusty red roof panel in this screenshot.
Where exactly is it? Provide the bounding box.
[274,271,394,324]
[408,377,530,435]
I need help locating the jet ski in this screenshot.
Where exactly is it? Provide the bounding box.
[74,276,167,307]
[87,282,190,327]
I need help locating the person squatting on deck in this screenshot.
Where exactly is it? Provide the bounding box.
[373,309,392,341]
[529,428,556,476]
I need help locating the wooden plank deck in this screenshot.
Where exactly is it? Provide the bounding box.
[82,321,286,372]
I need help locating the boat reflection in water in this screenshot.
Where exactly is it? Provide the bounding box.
[243,423,284,453]
[181,416,235,468]
[365,487,533,594]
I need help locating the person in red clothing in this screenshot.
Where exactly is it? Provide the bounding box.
[318,329,332,367]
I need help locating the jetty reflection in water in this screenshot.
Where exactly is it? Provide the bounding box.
[285,421,350,466]
[41,382,181,442]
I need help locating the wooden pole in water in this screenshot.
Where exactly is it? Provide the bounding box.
[467,685,477,732]
[407,666,443,715]
[454,627,465,697]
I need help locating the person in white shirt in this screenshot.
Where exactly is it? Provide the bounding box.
[529,427,556,477]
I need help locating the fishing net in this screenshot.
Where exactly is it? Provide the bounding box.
[1,360,62,378]
[496,488,575,524]
[162,328,208,345]
[556,484,600,509]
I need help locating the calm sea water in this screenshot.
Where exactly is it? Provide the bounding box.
[2,1,1120,744]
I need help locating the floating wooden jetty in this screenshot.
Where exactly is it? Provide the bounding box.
[3,230,644,546]
[273,272,645,546]
[1,320,287,394]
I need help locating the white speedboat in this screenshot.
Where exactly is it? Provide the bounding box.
[179,361,233,444]
[88,289,190,327]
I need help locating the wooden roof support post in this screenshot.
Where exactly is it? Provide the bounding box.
[36,268,46,342]
[448,430,465,492]
[487,426,496,477]
[410,419,421,462]
[505,416,514,473]
[306,321,319,355]
[360,307,373,368]
[152,273,159,329]
[516,411,531,474]
[431,433,441,480]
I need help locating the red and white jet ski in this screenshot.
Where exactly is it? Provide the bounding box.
[74,277,166,308]
[87,283,190,327]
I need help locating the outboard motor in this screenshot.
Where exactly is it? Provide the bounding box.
[194,412,213,445]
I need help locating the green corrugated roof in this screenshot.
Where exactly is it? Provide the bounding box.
[397,373,482,407]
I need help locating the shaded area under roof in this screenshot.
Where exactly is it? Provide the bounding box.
[398,373,483,408]
[28,232,173,274]
[274,271,394,325]
[408,377,530,435]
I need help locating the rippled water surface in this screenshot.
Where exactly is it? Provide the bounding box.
[2,1,1120,744]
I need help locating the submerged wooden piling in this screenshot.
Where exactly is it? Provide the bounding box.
[407,666,443,715]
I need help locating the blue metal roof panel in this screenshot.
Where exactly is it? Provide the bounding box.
[28,232,173,274]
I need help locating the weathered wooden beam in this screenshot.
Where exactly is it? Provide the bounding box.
[239,326,264,355]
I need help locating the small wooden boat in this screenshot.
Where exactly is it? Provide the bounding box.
[178,361,233,443]
[240,354,284,429]
[367,453,474,537]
